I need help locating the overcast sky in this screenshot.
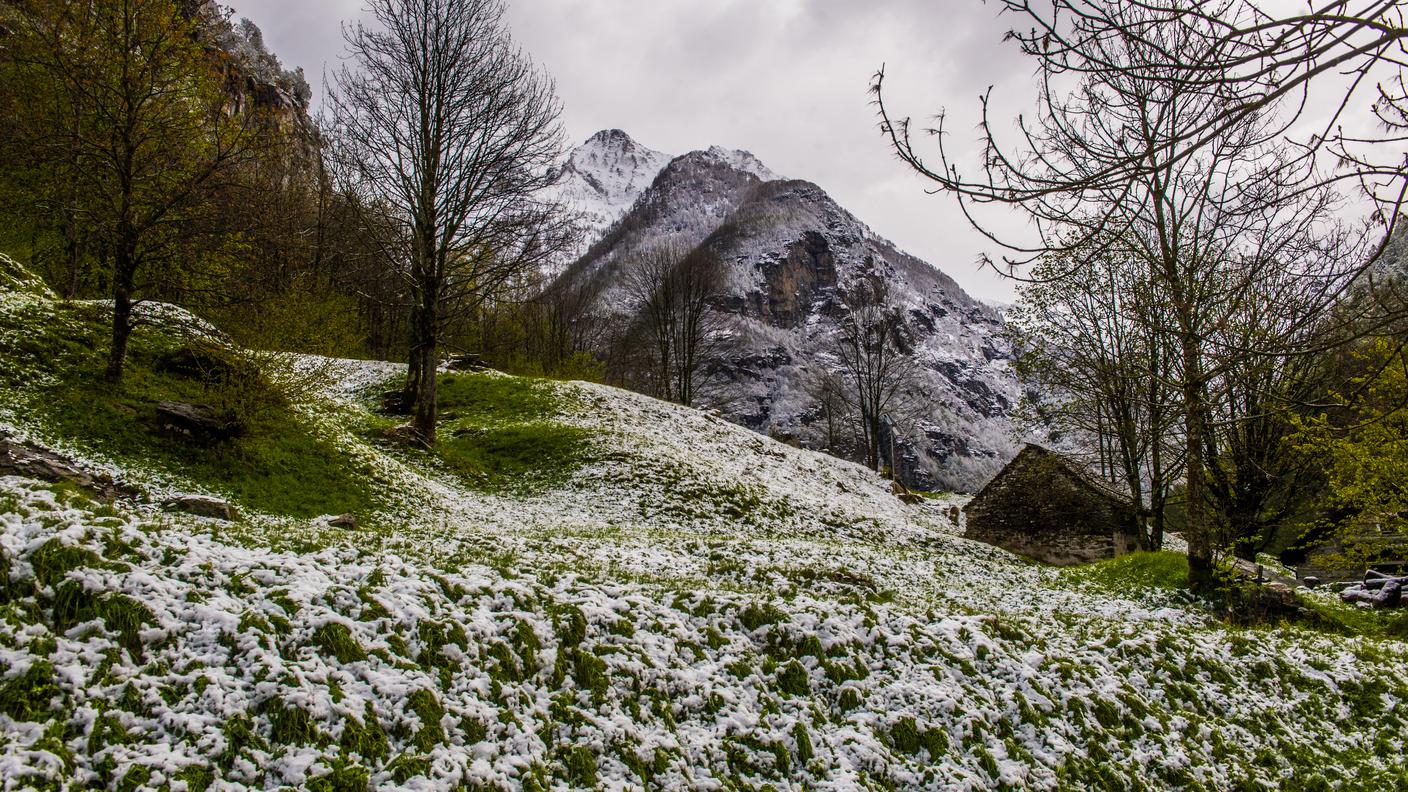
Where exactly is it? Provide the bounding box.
[222,0,1040,302]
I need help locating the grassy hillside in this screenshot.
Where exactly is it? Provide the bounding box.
[1,258,1406,790]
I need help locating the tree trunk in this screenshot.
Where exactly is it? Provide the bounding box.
[105,213,138,384]
[1150,496,1166,551]
[106,271,134,384]
[410,295,438,443]
[1181,336,1215,592]
[404,304,425,405]
[412,340,437,443]
[1149,398,1166,551]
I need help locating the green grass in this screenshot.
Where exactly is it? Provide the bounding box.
[30,539,109,588]
[340,703,389,762]
[431,373,591,493]
[1067,552,1408,639]
[1063,551,1190,592]
[436,373,562,423]
[605,462,796,528]
[51,581,158,661]
[311,622,367,664]
[1294,594,1408,640]
[0,298,379,519]
[0,659,62,721]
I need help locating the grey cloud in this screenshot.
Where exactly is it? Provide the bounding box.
[222,0,1029,301]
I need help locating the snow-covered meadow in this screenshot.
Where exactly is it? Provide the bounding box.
[0,272,1406,790]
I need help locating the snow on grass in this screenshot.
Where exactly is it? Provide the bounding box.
[1,274,1407,788]
[1,479,1406,790]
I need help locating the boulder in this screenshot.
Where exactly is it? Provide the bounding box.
[890,479,923,505]
[163,494,237,521]
[1376,580,1403,608]
[379,389,412,416]
[0,432,129,501]
[1341,578,1404,609]
[156,401,242,442]
[445,353,487,372]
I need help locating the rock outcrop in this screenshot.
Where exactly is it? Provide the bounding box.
[156,402,243,443]
[0,432,130,501]
[163,494,238,521]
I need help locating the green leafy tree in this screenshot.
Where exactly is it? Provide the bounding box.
[2,0,248,382]
[1293,338,1408,569]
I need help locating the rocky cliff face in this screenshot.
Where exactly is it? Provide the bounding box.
[557,132,1026,492]
[194,3,317,140]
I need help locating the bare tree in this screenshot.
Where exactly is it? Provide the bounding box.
[330,0,569,442]
[1010,235,1183,550]
[533,276,608,376]
[620,245,729,406]
[876,4,1366,589]
[808,369,862,460]
[879,1,1406,239]
[623,246,681,401]
[831,274,919,475]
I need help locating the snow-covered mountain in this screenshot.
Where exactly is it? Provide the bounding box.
[557,133,1027,491]
[548,131,783,268]
[548,130,671,266]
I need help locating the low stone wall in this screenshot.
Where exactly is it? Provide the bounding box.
[967,527,1123,567]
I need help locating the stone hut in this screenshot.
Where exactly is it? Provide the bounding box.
[963,444,1140,566]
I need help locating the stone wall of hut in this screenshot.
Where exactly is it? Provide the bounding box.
[964,451,1138,566]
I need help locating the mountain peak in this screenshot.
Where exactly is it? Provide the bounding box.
[557,143,1019,491]
[665,146,782,184]
[547,130,672,269]
[585,128,638,148]
[567,129,664,173]
[546,132,784,271]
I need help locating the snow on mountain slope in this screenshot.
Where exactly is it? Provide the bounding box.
[2,268,1406,789]
[702,144,779,182]
[559,145,1025,491]
[547,130,672,266]
[547,131,785,270]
